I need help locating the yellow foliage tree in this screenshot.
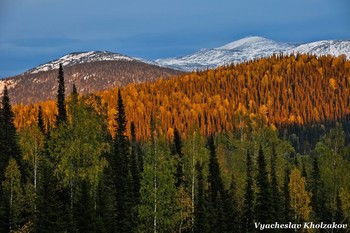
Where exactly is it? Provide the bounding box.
[289,168,312,222]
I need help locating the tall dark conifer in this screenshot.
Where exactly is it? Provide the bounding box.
[130,122,141,201]
[55,64,67,126]
[255,146,273,224]
[0,86,21,174]
[223,174,238,233]
[0,86,21,232]
[37,106,45,134]
[113,89,131,233]
[283,167,292,226]
[172,127,184,187]
[194,162,207,233]
[242,150,254,233]
[270,146,281,223]
[207,135,225,233]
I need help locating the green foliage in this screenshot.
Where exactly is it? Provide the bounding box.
[255,146,273,223]
[2,159,24,231]
[138,138,180,233]
[242,150,254,233]
[0,86,21,178]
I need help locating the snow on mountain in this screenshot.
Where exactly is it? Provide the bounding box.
[28,51,138,74]
[288,40,350,57]
[156,37,350,71]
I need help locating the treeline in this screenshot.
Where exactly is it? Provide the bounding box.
[13,54,350,144]
[0,64,349,232]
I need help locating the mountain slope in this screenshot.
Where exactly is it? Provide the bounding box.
[156,36,350,71]
[0,51,181,104]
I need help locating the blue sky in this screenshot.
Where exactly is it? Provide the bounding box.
[0,0,349,78]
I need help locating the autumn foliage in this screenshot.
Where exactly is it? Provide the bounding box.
[13,54,350,139]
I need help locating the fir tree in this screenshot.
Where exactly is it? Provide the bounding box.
[282,167,293,231]
[310,155,330,222]
[207,135,223,203]
[130,121,141,202]
[0,86,21,170]
[255,146,273,224]
[0,87,22,232]
[37,106,45,135]
[172,127,184,188]
[194,162,207,233]
[223,174,238,233]
[113,89,132,233]
[270,146,281,223]
[55,63,67,126]
[242,150,254,233]
[207,135,225,233]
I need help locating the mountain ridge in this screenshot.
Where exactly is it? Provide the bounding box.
[0,52,182,104]
[156,36,350,71]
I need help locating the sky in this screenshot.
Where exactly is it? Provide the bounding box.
[0,0,349,78]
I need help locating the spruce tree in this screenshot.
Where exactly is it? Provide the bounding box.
[194,162,207,233]
[0,86,21,170]
[172,127,184,188]
[270,146,281,223]
[113,89,131,233]
[310,155,330,222]
[55,63,67,126]
[283,167,293,226]
[37,106,45,134]
[207,135,226,233]
[242,150,254,233]
[223,174,238,233]
[255,146,273,224]
[130,121,141,202]
[0,86,22,232]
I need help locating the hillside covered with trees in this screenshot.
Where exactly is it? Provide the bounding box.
[0,54,349,232]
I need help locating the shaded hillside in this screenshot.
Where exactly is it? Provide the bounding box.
[13,54,350,140]
[2,59,182,104]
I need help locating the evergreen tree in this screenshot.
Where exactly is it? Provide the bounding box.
[270,146,281,223]
[223,174,238,233]
[194,162,207,233]
[207,135,225,233]
[55,63,67,126]
[0,86,21,174]
[172,127,184,188]
[255,146,273,224]
[113,89,132,233]
[130,121,141,203]
[37,106,45,135]
[242,150,254,233]
[75,181,94,233]
[36,154,66,232]
[310,155,330,222]
[0,86,21,232]
[283,167,292,224]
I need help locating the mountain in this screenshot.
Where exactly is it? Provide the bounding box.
[0,51,182,104]
[156,36,350,71]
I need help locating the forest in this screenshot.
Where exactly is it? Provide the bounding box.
[0,54,350,232]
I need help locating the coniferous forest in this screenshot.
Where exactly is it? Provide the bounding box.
[1,54,350,232]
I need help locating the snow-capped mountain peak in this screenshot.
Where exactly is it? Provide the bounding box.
[156,37,350,71]
[216,36,271,50]
[28,51,136,74]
